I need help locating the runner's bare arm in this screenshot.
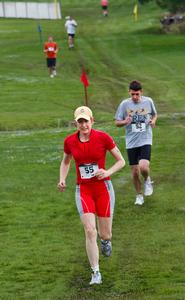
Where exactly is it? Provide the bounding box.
[58,152,72,192]
[95,146,125,179]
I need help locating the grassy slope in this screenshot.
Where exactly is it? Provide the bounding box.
[0,0,185,129]
[0,0,185,299]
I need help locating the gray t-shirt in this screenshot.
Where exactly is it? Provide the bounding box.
[115,96,157,149]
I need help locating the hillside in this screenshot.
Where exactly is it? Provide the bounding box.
[0,1,185,299]
[0,0,185,129]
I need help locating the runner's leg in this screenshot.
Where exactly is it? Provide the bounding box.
[81,213,99,268]
[131,165,142,194]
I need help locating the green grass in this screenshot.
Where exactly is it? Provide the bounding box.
[0,1,185,130]
[0,0,185,299]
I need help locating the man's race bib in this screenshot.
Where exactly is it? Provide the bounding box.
[131,122,146,133]
[48,47,54,52]
[79,163,99,179]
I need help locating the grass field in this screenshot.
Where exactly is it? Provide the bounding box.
[0,0,185,299]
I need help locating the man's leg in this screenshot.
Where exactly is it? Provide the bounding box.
[139,159,153,196]
[47,59,53,77]
[131,165,142,194]
[52,64,57,76]
[68,35,74,48]
[139,159,150,181]
[49,67,54,77]
[131,165,144,205]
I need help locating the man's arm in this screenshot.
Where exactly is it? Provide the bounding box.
[115,116,132,127]
[149,114,157,128]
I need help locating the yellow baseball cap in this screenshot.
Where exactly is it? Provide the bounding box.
[74,106,93,121]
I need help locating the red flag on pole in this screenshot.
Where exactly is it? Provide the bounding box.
[80,69,89,87]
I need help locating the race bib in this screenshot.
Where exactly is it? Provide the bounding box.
[79,163,99,179]
[131,122,146,133]
[48,47,54,51]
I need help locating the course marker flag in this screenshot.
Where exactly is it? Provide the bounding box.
[37,23,43,45]
[80,69,89,106]
[81,69,89,87]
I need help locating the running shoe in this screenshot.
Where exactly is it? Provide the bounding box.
[89,271,102,285]
[144,177,153,196]
[101,240,112,257]
[135,194,144,205]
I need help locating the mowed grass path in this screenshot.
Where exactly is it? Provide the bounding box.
[0,0,185,299]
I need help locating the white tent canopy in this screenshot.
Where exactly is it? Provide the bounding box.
[0,1,62,19]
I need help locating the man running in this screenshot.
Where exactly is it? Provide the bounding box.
[115,80,157,205]
[43,36,59,78]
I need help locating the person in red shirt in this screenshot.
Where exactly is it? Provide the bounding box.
[101,0,108,16]
[43,36,59,78]
[58,106,125,285]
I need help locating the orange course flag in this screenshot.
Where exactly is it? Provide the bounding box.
[80,69,89,87]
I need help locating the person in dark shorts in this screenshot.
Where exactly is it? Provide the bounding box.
[115,80,157,205]
[101,0,108,16]
[58,106,125,285]
[44,36,59,78]
[65,16,77,49]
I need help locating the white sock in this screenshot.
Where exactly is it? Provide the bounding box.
[146,176,151,182]
[101,239,109,243]
[91,265,99,273]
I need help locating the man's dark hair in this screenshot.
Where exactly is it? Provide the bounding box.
[129,80,142,91]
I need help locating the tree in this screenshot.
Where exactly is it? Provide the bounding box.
[139,0,185,13]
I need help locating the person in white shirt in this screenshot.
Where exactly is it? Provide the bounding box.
[65,16,78,49]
